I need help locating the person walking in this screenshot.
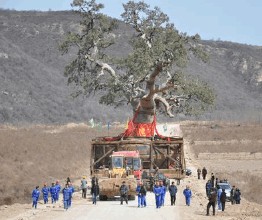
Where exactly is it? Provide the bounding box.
[136,182,147,207]
[206,180,212,197]
[211,173,215,188]
[183,185,192,206]
[217,185,222,211]
[153,181,162,208]
[68,182,74,208]
[66,177,71,184]
[234,188,241,204]
[159,180,166,207]
[50,182,57,204]
[81,176,88,199]
[32,186,40,209]
[62,184,70,210]
[55,180,61,202]
[91,181,100,205]
[206,187,217,216]
[197,168,201,179]
[41,183,49,204]
[119,181,128,205]
[215,178,219,188]
[168,181,178,206]
[230,185,236,204]
[220,188,227,211]
[202,167,207,180]
[149,173,154,192]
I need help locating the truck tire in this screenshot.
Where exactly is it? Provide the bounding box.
[99,195,108,201]
[128,195,136,200]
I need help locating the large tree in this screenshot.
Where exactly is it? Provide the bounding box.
[60,0,215,125]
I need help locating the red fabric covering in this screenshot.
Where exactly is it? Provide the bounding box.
[101,107,170,141]
[123,119,155,137]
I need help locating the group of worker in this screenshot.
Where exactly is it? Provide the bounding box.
[32,171,242,216]
[120,179,178,208]
[198,168,242,216]
[31,178,74,210]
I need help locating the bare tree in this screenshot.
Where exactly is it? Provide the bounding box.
[59,0,215,124]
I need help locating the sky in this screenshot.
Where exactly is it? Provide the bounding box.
[0,0,261,46]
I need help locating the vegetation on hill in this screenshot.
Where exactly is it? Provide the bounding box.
[0,9,261,124]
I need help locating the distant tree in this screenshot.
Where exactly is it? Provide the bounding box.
[59,0,215,124]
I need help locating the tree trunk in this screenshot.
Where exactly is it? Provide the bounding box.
[134,97,155,123]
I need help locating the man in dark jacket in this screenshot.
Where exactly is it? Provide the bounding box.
[202,167,207,180]
[234,188,241,204]
[168,181,178,205]
[120,181,128,205]
[91,181,100,205]
[230,185,236,204]
[136,182,147,207]
[206,187,217,216]
[197,168,201,179]
[220,188,227,211]
[211,173,215,187]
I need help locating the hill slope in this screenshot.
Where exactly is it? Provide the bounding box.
[0,10,261,124]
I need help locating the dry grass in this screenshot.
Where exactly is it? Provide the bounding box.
[0,124,122,205]
[183,122,262,156]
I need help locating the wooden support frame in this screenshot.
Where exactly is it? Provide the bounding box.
[90,136,185,179]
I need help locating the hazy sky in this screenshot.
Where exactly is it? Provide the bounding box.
[0,0,261,46]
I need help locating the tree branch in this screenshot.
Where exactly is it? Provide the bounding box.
[154,94,174,117]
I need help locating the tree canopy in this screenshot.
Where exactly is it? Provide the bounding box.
[59,0,215,122]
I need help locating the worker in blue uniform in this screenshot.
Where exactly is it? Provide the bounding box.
[32,186,40,209]
[62,184,70,210]
[55,180,61,202]
[41,183,49,204]
[153,181,162,208]
[50,182,57,204]
[183,185,192,206]
[68,182,74,208]
[159,180,166,207]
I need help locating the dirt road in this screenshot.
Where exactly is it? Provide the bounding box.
[4,186,183,220]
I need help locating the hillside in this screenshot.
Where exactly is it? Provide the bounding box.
[0,10,262,124]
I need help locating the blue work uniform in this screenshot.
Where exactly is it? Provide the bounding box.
[183,188,192,206]
[32,188,40,209]
[50,185,57,203]
[62,187,70,210]
[41,186,49,204]
[160,185,166,206]
[55,183,61,201]
[217,188,222,210]
[68,185,74,207]
[153,185,162,208]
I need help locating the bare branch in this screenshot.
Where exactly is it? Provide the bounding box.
[84,53,116,79]
[154,94,174,117]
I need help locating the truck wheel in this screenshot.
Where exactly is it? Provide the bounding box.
[128,195,135,200]
[99,195,108,201]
